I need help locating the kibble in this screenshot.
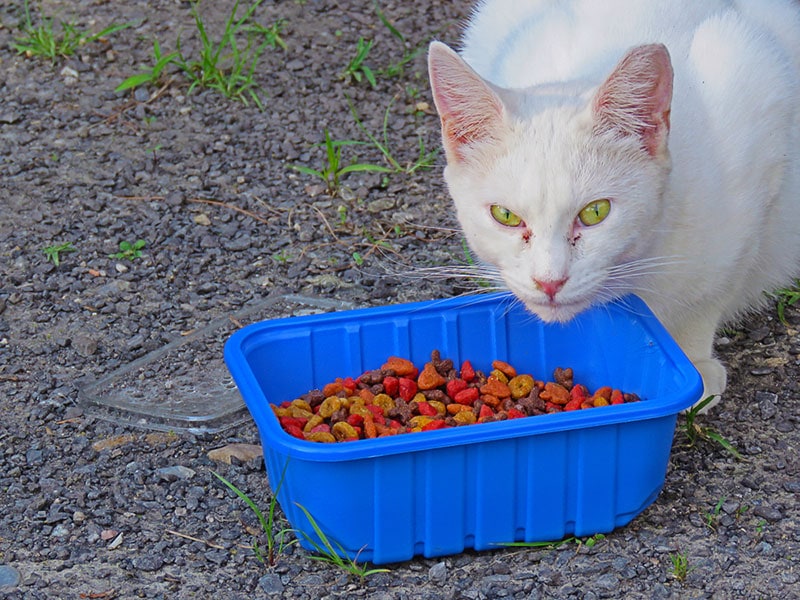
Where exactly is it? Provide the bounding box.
[272,350,641,442]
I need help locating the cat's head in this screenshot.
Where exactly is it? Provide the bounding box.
[428,41,674,322]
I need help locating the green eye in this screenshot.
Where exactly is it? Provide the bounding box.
[578,199,611,226]
[490,205,523,227]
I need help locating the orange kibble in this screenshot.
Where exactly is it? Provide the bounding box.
[417,362,446,390]
[381,356,417,377]
[492,360,517,379]
[480,394,501,408]
[540,382,570,405]
[363,413,377,439]
[358,388,375,403]
[480,376,511,399]
[322,382,344,397]
[447,403,470,415]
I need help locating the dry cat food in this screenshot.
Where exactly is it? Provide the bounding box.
[272,350,641,442]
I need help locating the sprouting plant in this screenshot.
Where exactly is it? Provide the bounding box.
[290,129,392,196]
[348,97,439,174]
[212,470,297,566]
[272,249,291,263]
[770,279,800,325]
[294,503,390,583]
[42,241,76,266]
[115,38,181,93]
[12,0,129,62]
[109,239,146,261]
[704,496,726,530]
[341,37,377,87]
[682,396,743,459]
[669,552,693,582]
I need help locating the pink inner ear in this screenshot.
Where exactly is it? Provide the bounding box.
[593,44,674,157]
[428,42,506,162]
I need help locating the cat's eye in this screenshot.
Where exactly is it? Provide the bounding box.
[490,204,523,227]
[578,199,611,226]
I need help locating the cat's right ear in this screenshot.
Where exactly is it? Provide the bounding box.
[428,41,507,164]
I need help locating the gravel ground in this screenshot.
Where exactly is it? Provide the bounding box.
[1,1,798,599]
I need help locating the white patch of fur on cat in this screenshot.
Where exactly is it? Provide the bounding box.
[428,0,800,411]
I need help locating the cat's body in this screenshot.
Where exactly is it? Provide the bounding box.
[428,0,800,409]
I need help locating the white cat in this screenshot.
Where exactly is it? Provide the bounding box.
[428,0,800,410]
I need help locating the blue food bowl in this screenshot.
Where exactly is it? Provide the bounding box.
[224,293,702,564]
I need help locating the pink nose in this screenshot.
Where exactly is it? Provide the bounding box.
[534,278,567,300]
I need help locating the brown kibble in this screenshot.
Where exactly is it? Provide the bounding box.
[553,367,574,389]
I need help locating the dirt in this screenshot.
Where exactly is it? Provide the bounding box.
[0,1,798,599]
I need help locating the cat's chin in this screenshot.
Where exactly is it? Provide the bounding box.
[520,298,593,324]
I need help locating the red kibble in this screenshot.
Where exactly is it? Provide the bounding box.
[279,416,308,430]
[479,404,494,420]
[347,414,365,427]
[383,376,399,397]
[460,360,476,382]
[421,419,448,431]
[398,377,418,402]
[284,425,305,440]
[446,378,468,399]
[611,389,625,405]
[454,387,480,405]
[506,408,526,419]
[417,401,438,417]
[310,424,330,434]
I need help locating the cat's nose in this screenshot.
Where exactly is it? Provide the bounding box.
[533,278,568,300]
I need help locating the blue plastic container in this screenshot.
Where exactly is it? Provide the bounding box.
[224,293,702,564]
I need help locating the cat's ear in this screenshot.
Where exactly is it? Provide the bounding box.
[428,41,507,163]
[592,44,673,158]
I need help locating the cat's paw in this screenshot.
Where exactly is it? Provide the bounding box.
[685,357,727,414]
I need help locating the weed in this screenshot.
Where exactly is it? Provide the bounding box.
[290,128,391,196]
[42,241,76,266]
[109,239,146,261]
[12,0,129,62]
[211,470,296,566]
[341,37,377,87]
[272,249,291,263]
[348,97,439,174]
[669,551,694,582]
[682,396,743,459]
[294,503,390,583]
[756,519,767,534]
[770,279,800,325]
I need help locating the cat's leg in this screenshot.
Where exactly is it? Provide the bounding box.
[668,314,727,413]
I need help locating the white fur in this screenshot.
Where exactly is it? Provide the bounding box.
[429,0,800,409]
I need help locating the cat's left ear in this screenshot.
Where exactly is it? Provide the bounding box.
[592,44,673,158]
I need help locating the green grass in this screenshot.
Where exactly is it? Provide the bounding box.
[212,469,387,581]
[42,241,76,266]
[681,396,743,459]
[12,0,129,62]
[212,470,296,566]
[117,0,286,108]
[294,503,390,583]
[340,37,377,87]
[669,551,694,582]
[348,97,439,175]
[495,533,606,551]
